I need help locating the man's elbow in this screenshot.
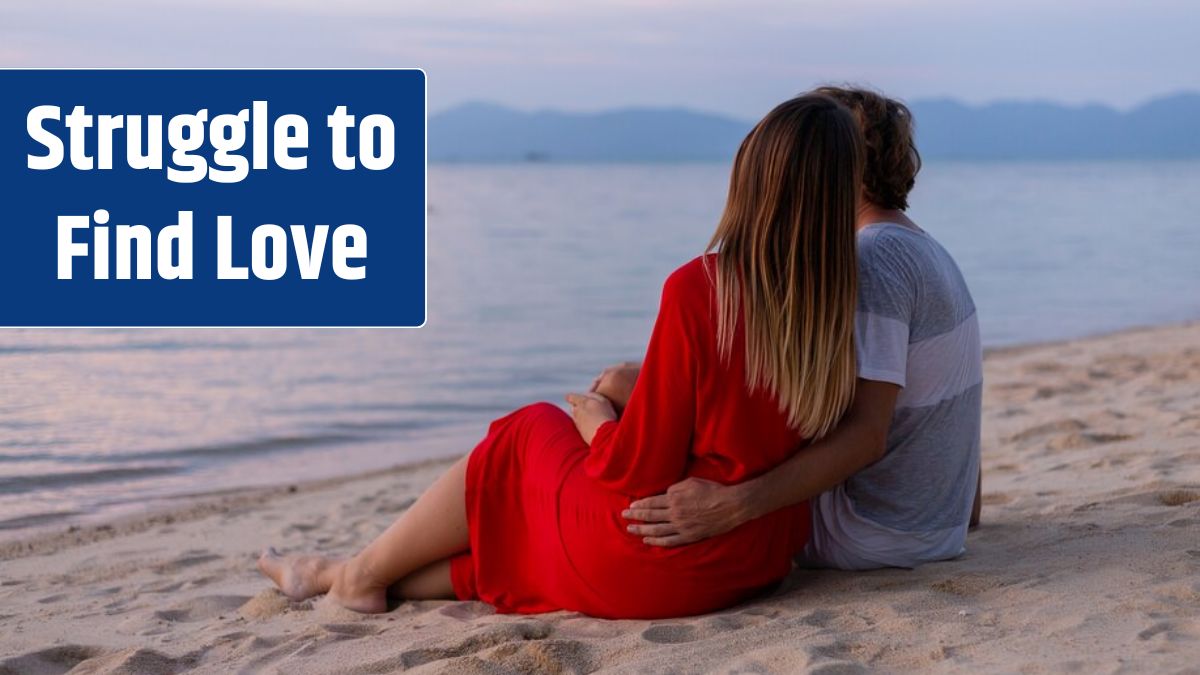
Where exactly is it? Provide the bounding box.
[864,426,889,463]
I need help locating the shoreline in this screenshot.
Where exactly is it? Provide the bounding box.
[0,457,457,562]
[2,319,1198,673]
[4,317,1198,556]
[980,317,1200,357]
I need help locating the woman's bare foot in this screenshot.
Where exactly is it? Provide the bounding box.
[327,559,390,614]
[257,547,337,601]
[257,547,388,614]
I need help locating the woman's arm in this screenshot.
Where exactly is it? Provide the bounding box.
[565,391,616,444]
[579,268,699,497]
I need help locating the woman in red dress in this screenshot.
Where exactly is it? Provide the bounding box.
[259,94,865,619]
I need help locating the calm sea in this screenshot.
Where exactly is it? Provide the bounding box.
[2,161,1198,535]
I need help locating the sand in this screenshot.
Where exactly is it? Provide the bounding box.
[2,322,1199,674]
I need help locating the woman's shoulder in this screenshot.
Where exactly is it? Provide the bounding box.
[659,256,717,334]
[663,254,717,299]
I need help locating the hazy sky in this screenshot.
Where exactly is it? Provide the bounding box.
[2,0,1197,118]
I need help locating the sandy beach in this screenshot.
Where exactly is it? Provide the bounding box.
[2,321,1198,674]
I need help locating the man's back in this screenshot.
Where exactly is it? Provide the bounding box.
[802,221,982,569]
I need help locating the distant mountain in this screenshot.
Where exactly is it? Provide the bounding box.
[430,102,747,162]
[910,93,1200,160]
[429,93,1200,162]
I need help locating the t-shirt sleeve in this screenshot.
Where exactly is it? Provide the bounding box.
[855,234,916,387]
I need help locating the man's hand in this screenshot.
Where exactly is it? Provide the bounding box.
[564,392,617,444]
[622,478,754,547]
[589,361,640,412]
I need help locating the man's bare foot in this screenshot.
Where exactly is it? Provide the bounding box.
[257,547,338,601]
[257,547,388,614]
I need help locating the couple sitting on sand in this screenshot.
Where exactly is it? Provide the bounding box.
[259,86,983,619]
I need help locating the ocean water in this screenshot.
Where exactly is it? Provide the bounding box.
[2,161,1198,535]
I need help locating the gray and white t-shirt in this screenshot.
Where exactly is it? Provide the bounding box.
[800,222,982,570]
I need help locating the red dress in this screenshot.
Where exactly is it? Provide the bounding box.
[450,255,812,619]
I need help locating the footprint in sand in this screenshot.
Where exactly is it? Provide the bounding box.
[0,645,106,675]
[69,647,201,674]
[1159,490,1200,507]
[1007,419,1087,444]
[438,601,494,621]
[375,497,416,515]
[283,521,324,535]
[1169,414,1200,436]
[184,574,222,590]
[151,551,222,574]
[810,640,872,663]
[1033,381,1093,400]
[399,621,553,668]
[799,608,838,628]
[1155,583,1200,606]
[1045,432,1135,451]
[154,594,251,623]
[138,579,187,594]
[318,622,384,638]
[553,616,625,639]
[996,406,1028,418]
[216,632,289,662]
[485,639,597,674]
[702,612,771,632]
[1007,419,1136,452]
[1024,361,1066,374]
[641,623,698,644]
[807,661,872,674]
[1088,454,1133,469]
[930,574,1002,596]
[1137,619,1200,643]
[87,586,123,598]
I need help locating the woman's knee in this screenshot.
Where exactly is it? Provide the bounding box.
[520,401,563,419]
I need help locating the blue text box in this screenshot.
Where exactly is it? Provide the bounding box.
[0,69,426,326]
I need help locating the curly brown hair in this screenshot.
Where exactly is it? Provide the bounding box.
[813,86,921,210]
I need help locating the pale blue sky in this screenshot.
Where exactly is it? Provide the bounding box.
[2,0,1197,118]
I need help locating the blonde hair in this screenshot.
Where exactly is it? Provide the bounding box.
[708,94,863,439]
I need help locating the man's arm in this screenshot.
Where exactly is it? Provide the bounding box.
[623,379,900,546]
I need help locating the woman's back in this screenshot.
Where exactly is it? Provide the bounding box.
[679,255,815,485]
[550,255,812,618]
[586,255,809,492]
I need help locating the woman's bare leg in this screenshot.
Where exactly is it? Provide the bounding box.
[390,559,455,601]
[258,455,469,612]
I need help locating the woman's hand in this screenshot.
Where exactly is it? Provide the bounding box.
[589,361,641,413]
[564,392,617,444]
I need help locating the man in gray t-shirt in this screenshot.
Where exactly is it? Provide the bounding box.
[799,220,981,568]
[603,87,982,569]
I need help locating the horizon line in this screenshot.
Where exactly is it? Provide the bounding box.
[434,89,1200,120]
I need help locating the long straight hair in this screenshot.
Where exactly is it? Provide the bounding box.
[707,94,864,439]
